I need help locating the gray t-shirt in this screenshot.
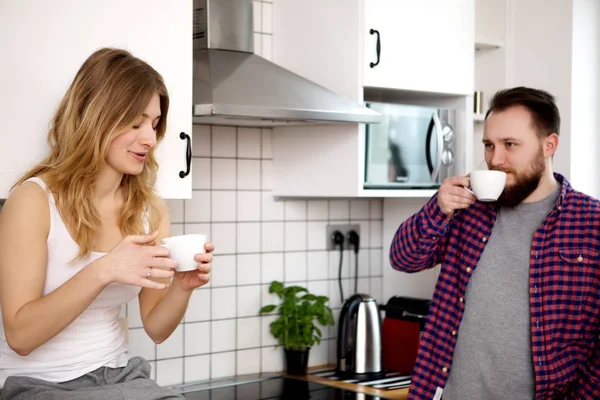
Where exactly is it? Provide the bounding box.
[443,186,560,400]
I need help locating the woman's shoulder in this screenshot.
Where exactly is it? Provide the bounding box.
[1,178,51,234]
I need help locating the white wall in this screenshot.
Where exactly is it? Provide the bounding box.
[506,0,574,179]
[570,0,600,198]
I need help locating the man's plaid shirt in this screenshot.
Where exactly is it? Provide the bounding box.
[390,174,600,399]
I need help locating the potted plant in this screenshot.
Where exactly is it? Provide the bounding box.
[259,280,335,375]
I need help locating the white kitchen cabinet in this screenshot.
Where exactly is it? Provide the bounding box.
[0,0,192,199]
[363,0,475,95]
[273,0,473,198]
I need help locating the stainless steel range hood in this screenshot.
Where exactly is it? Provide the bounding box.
[192,0,381,127]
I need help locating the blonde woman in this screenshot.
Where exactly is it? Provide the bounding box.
[0,48,213,400]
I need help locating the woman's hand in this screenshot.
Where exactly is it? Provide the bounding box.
[97,231,177,290]
[173,241,214,291]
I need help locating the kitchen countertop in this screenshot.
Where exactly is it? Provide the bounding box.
[288,365,409,400]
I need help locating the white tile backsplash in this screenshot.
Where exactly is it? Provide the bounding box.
[126,6,386,386]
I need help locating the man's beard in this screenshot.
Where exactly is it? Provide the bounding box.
[492,147,545,208]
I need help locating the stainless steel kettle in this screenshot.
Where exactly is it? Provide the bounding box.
[336,293,384,379]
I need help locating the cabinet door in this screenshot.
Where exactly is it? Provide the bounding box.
[0,0,192,199]
[363,0,474,95]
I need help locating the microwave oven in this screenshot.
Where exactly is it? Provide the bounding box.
[364,102,456,189]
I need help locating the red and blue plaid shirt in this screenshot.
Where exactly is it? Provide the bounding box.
[390,174,600,400]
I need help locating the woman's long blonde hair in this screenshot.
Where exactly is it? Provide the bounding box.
[14,48,170,260]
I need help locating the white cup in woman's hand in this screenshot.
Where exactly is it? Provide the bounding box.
[161,234,207,272]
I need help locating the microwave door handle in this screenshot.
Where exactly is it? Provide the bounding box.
[429,112,444,181]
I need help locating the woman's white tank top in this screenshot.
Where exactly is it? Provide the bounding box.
[0,177,142,386]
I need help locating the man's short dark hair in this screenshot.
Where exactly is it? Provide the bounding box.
[485,87,561,138]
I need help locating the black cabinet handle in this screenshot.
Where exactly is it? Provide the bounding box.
[179,132,191,179]
[369,29,381,68]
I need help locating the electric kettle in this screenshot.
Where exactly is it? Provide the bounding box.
[336,293,384,379]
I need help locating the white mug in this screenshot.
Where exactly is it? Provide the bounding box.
[161,234,207,272]
[466,170,507,202]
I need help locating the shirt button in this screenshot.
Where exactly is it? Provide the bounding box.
[535,251,539,258]
[578,255,583,262]
[536,320,540,330]
[534,286,538,294]
[482,237,487,242]
[459,297,464,303]
[442,367,448,373]
[466,267,472,273]
[452,330,457,336]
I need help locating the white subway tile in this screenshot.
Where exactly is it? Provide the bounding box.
[156,358,183,386]
[284,221,307,251]
[284,200,307,220]
[261,191,283,221]
[126,298,142,328]
[192,158,211,190]
[185,191,211,222]
[329,250,350,280]
[261,222,284,252]
[327,309,341,340]
[307,280,329,299]
[261,129,272,159]
[237,191,261,221]
[261,314,278,347]
[370,221,383,247]
[128,328,155,360]
[261,346,283,372]
[329,279,350,309]
[185,288,211,322]
[308,200,328,220]
[211,191,236,222]
[184,322,211,356]
[170,224,184,236]
[358,250,369,277]
[261,252,284,284]
[370,277,384,305]
[284,252,306,282]
[166,199,184,223]
[211,159,237,190]
[350,200,370,219]
[237,285,262,317]
[237,222,261,253]
[357,276,370,296]
[238,128,262,159]
[237,349,261,375]
[238,254,261,285]
[261,284,280,310]
[211,319,236,352]
[184,223,210,237]
[192,124,211,157]
[211,223,237,254]
[184,355,210,383]
[211,254,236,287]
[355,221,370,249]
[238,159,261,190]
[212,126,237,157]
[211,352,236,379]
[262,3,273,34]
[329,200,349,220]
[307,251,329,281]
[212,287,237,320]
[309,340,329,367]
[307,221,327,250]
[237,317,261,349]
[370,249,383,276]
[252,1,262,32]
[157,324,183,359]
[148,361,157,381]
[370,199,383,219]
[261,160,273,190]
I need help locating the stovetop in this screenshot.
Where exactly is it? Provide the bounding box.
[180,377,384,399]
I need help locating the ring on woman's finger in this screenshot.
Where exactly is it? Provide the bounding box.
[146,268,152,278]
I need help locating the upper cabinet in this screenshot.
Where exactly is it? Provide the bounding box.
[363,0,475,95]
[273,0,474,198]
[0,0,192,199]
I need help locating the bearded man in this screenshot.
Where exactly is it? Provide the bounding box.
[390,87,600,400]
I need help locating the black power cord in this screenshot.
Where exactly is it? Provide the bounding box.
[348,230,360,294]
[332,230,345,303]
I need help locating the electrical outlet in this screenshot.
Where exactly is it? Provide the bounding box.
[326,224,361,251]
